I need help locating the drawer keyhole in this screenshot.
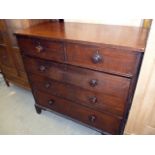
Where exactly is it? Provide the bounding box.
[35,41,43,53]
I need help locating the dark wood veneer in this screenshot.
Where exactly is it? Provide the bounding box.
[29,73,128,117]
[66,43,141,77]
[34,90,121,134]
[15,22,148,52]
[15,21,148,134]
[18,37,65,62]
[23,57,131,99]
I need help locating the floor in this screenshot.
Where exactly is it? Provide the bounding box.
[0,74,100,135]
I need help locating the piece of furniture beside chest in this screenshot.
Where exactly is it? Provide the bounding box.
[15,22,148,134]
[0,19,51,89]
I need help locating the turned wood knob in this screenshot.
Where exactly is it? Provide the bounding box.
[88,115,96,123]
[89,96,97,104]
[48,99,54,105]
[89,79,98,87]
[92,51,102,63]
[39,65,46,72]
[45,83,51,88]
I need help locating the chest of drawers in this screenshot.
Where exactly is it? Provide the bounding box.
[15,21,148,134]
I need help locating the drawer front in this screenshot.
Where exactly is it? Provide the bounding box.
[29,74,127,117]
[23,56,130,100]
[17,36,65,62]
[66,43,140,77]
[34,90,121,134]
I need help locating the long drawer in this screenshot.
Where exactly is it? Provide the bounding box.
[34,90,121,134]
[17,36,65,62]
[29,74,127,117]
[66,43,141,77]
[23,56,130,100]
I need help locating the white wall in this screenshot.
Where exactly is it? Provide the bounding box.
[65,19,142,26]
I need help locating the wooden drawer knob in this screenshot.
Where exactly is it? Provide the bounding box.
[89,96,97,104]
[39,65,46,72]
[45,83,51,88]
[88,115,96,123]
[48,99,54,105]
[89,79,98,87]
[92,51,102,63]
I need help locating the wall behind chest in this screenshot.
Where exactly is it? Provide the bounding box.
[65,19,142,26]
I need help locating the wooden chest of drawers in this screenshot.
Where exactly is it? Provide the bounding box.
[15,21,148,134]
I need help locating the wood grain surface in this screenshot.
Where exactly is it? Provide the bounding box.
[15,21,148,52]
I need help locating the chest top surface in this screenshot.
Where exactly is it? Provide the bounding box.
[15,21,148,52]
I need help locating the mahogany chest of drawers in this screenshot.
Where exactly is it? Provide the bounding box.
[15,21,148,134]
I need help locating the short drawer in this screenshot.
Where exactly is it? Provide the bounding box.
[17,36,65,62]
[34,90,121,134]
[23,56,130,100]
[66,43,141,77]
[29,74,127,117]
